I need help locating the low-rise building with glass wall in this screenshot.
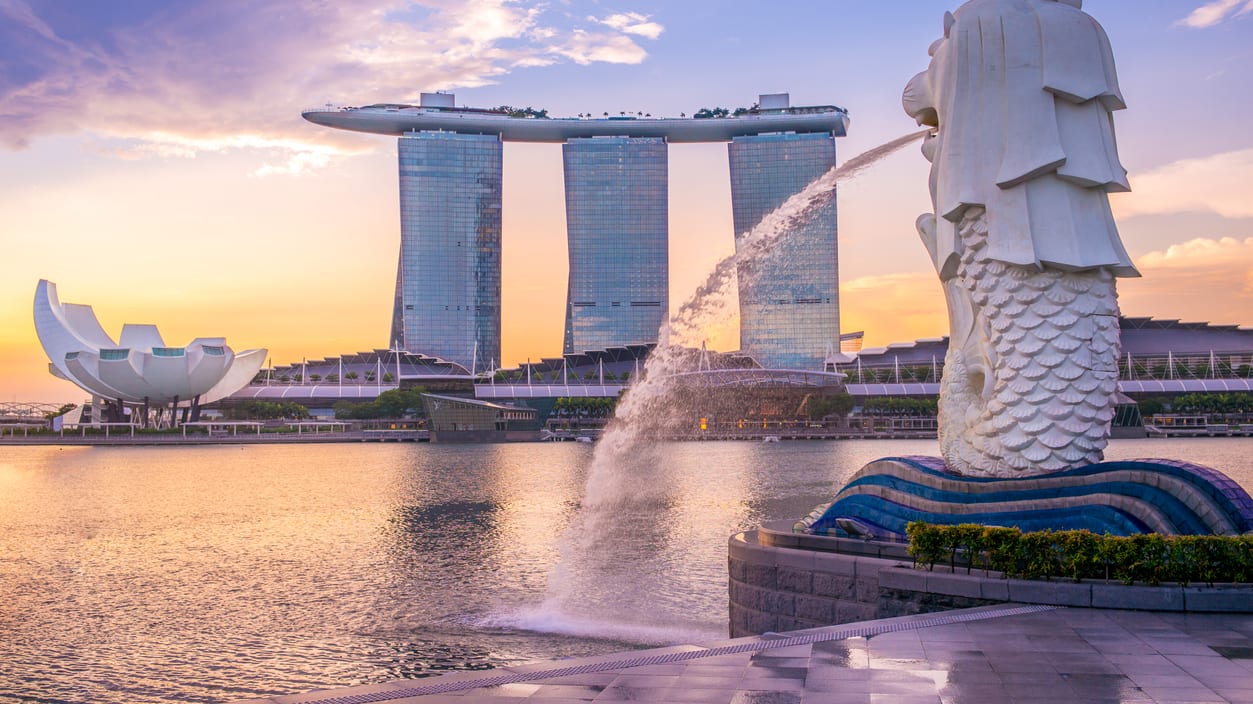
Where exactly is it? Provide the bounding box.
[422,393,540,442]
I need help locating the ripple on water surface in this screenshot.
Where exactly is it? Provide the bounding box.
[0,438,1248,703]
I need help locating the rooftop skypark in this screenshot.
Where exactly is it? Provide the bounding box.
[303,92,849,143]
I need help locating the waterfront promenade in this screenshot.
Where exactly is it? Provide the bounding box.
[237,604,1253,703]
[0,429,428,445]
[0,427,942,446]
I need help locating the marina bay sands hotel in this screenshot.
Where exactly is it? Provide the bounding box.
[303,92,849,373]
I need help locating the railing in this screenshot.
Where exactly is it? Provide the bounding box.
[841,351,1253,384]
[0,429,430,445]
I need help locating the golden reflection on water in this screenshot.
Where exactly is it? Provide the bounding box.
[0,438,1248,704]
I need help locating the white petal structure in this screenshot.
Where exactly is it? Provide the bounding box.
[34,280,267,405]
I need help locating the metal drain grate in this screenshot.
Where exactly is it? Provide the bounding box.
[299,604,1057,703]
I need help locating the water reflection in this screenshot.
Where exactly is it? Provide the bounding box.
[390,501,502,560]
[0,439,1248,703]
[366,637,499,680]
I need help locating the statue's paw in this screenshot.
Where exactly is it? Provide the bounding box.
[965,363,994,399]
[916,213,938,262]
[915,212,935,235]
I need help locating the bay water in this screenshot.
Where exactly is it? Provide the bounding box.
[1,438,1250,703]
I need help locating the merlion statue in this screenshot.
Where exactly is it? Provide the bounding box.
[903,0,1138,476]
[800,1,1253,539]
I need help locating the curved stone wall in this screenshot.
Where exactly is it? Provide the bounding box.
[729,523,1253,638]
[800,456,1253,541]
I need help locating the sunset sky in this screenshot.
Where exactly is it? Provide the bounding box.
[3,0,1252,402]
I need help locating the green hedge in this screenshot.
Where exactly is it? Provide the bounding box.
[906,522,1253,586]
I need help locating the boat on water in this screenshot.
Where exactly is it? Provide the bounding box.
[762,435,781,443]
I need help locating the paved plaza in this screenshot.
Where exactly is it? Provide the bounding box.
[240,604,1253,703]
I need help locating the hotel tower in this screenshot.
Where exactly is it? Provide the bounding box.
[304,92,847,371]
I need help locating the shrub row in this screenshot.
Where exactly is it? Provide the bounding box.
[906,522,1253,586]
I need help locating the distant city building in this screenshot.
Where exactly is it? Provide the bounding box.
[393,132,502,373]
[223,349,473,418]
[729,132,840,369]
[305,92,850,371]
[563,136,668,353]
[839,331,865,354]
[838,317,1253,397]
[224,316,1253,420]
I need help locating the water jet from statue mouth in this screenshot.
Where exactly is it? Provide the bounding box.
[670,129,930,345]
[532,130,930,636]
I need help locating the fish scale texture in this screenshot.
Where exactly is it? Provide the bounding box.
[940,207,1121,476]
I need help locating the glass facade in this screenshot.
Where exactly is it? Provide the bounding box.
[728,132,839,370]
[396,131,502,372]
[562,137,668,354]
[388,254,404,350]
[423,394,539,432]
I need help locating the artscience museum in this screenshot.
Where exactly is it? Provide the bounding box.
[33,280,266,426]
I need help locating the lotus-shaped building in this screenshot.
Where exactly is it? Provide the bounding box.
[34,280,266,416]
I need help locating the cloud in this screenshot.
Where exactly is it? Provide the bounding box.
[252,151,334,178]
[1120,237,1253,325]
[0,0,67,47]
[1136,236,1253,272]
[590,12,664,40]
[1177,0,1253,28]
[1111,148,1253,219]
[114,132,365,161]
[0,0,660,169]
[551,31,650,66]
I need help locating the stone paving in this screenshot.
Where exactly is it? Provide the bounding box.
[239,604,1253,704]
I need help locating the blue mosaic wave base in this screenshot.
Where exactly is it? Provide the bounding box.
[800,457,1253,540]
